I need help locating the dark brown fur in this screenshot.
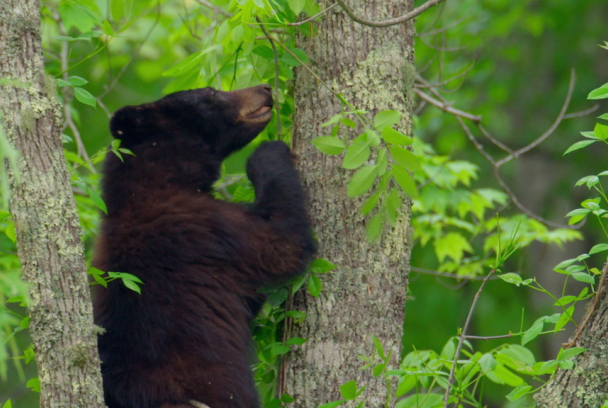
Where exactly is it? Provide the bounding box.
[93,85,315,408]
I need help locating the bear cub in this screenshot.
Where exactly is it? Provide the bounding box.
[93,84,316,408]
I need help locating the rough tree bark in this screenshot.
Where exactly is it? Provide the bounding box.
[285,1,416,406]
[0,1,106,407]
[534,264,608,408]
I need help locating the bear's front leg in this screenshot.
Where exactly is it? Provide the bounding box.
[246,140,316,267]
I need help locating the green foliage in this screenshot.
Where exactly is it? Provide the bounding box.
[0,0,606,407]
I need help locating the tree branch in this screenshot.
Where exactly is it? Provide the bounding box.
[415,70,590,230]
[336,0,447,28]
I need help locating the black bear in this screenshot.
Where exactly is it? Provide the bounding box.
[92,84,316,408]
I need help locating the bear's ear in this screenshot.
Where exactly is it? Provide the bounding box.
[109,106,147,147]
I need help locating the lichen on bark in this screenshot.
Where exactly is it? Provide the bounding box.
[285,1,416,406]
[0,1,106,407]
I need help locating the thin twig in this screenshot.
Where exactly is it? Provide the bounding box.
[416,70,590,230]
[476,124,514,155]
[288,3,339,26]
[454,116,496,165]
[256,18,282,138]
[443,269,496,408]
[413,88,481,122]
[463,334,513,340]
[336,0,447,28]
[563,104,600,119]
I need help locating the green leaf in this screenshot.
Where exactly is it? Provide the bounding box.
[281,47,310,66]
[68,76,88,86]
[5,221,16,243]
[122,279,141,294]
[361,192,382,215]
[522,319,544,345]
[392,165,418,198]
[389,146,421,171]
[479,353,496,372]
[366,213,383,241]
[56,78,70,87]
[564,140,596,155]
[433,232,473,263]
[339,380,357,400]
[281,394,295,403]
[308,274,322,297]
[102,20,115,36]
[252,46,274,59]
[571,272,595,284]
[73,87,97,108]
[566,208,590,225]
[381,127,413,145]
[311,136,346,155]
[86,187,107,214]
[588,83,608,100]
[347,165,377,197]
[487,364,523,386]
[285,337,307,346]
[2,400,11,408]
[321,113,342,128]
[371,335,385,359]
[374,110,401,130]
[590,243,608,254]
[216,20,229,42]
[396,375,416,397]
[385,188,402,226]
[342,140,371,169]
[288,0,306,15]
[231,24,244,44]
[271,345,291,356]
[267,288,288,306]
[598,113,608,121]
[396,393,443,408]
[341,118,357,129]
[595,122,608,140]
[559,347,586,360]
[372,363,386,377]
[498,273,523,286]
[555,306,575,331]
[506,384,533,401]
[318,402,345,408]
[26,377,40,392]
[310,258,337,274]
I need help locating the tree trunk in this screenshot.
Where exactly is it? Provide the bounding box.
[534,264,608,408]
[0,1,106,407]
[285,1,415,406]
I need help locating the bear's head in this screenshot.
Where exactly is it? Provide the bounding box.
[109,84,273,158]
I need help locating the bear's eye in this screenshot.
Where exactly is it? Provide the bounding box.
[209,89,216,97]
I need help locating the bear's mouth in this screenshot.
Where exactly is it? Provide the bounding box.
[243,104,273,122]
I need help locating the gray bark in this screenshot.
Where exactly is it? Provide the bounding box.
[285,1,416,407]
[0,1,106,407]
[534,264,608,408]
